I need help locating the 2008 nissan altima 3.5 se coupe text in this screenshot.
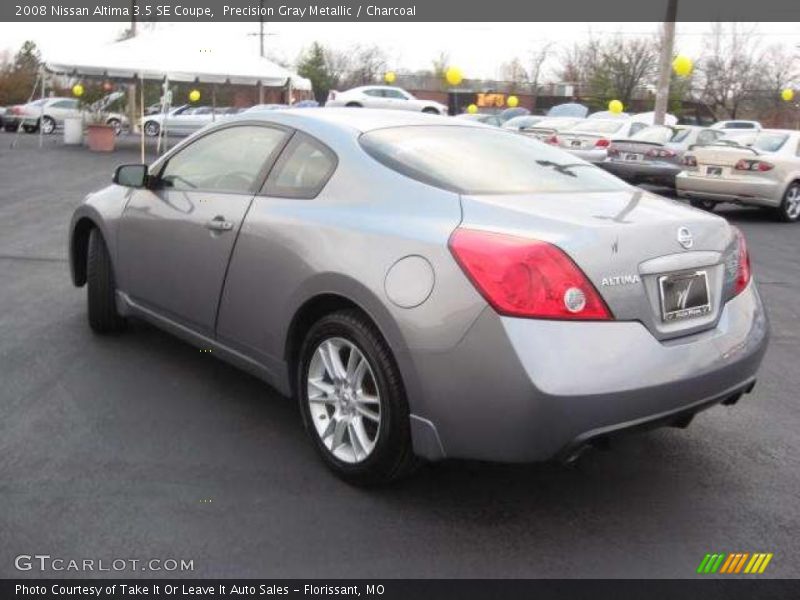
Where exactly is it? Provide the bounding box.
[69,109,769,484]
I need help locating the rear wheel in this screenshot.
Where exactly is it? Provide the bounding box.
[422,107,440,115]
[86,228,126,334]
[297,310,417,485]
[689,199,717,212]
[107,118,122,136]
[143,121,160,137]
[775,182,800,222]
[345,102,363,108]
[40,116,56,135]
[22,122,38,134]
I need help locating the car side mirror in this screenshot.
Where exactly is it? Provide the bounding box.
[113,164,149,188]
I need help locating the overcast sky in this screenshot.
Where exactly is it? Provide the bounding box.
[1,21,799,81]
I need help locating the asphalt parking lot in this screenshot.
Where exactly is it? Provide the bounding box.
[1,130,798,579]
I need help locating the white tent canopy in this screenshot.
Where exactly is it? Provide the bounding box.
[44,29,311,90]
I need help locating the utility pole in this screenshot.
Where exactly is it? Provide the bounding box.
[653,0,678,126]
[127,0,138,136]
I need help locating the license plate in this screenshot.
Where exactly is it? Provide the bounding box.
[571,140,582,147]
[706,166,723,177]
[658,271,712,322]
[624,153,643,161]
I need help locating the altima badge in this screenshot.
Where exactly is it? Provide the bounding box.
[601,274,641,287]
[677,226,694,249]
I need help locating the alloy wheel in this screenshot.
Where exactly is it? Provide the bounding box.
[785,185,800,221]
[306,337,381,464]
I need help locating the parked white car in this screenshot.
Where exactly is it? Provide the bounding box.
[557,118,650,163]
[326,86,448,115]
[141,105,225,137]
[18,96,129,135]
[676,129,800,221]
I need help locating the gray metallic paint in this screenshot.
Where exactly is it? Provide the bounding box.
[69,109,769,464]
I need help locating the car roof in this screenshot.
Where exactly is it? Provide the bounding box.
[231,107,467,135]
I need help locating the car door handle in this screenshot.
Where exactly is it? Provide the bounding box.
[206,216,234,232]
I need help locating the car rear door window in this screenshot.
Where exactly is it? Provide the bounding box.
[158,125,289,193]
[263,134,337,199]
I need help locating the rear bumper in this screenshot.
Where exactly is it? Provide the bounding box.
[409,282,769,462]
[675,173,782,207]
[601,160,681,186]
[564,148,608,163]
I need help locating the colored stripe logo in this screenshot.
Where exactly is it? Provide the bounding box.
[697,552,773,574]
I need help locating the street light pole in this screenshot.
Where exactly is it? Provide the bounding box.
[653,0,678,126]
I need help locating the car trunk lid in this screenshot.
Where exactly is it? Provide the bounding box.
[458,188,736,340]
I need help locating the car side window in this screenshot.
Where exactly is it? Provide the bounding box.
[262,133,337,199]
[159,125,289,194]
[363,89,383,98]
[629,122,647,136]
[384,89,407,100]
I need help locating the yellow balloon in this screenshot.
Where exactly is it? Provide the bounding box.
[608,99,623,114]
[781,88,794,102]
[189,89,201,102]
[72,84,84,97]
[467,104,478,114]
[672,55,694,77]
[507,95,519,108]
[445,66,463,87]
[384,71,396,84]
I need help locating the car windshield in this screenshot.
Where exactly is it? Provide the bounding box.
[630,126,674,144]
[503,116,543,129]
[570,120,624,134]
[752,132,789,152]
[360,125,628,195]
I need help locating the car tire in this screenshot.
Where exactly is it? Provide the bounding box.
[40,116,56,135]
[22,123,38,134]
[345,102,363,108]
[296,309,418,486]
[143,121,160,137]
[86,228,126,334]
[775,182,800,223]
[422,107,440,114]
[107,118,122,136]
[4,122,19,132]
[689,199,717,212]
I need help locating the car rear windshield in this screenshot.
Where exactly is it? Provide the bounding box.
[630,126,674,144]
[359,125,629,195]
[752,132,789,152]
[569,120,624,134]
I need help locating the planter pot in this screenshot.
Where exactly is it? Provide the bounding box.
[86,124,116,152]
[63,117,83,145]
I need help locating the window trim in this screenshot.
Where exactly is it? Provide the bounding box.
[150,121,293,196]
[260,131,339,200]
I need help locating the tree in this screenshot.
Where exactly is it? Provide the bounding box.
[0,40,41,106]
[697,24,763,119]
[500,57,528,91]
[297,42,335,103]
[528,43,553,99]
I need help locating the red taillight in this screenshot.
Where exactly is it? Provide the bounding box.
[595,138,610,148]
[735,159,774,172]
[11,106,22,115]
[732,227,751,296]
[646,148,676,158]
[682,155,698,167]
[448,228,613,321]
[546,134,559,145]
[607,145,619,157]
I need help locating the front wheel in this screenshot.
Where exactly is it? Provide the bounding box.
[422,107,440,114]
[297,310,417,485]
[86,228,126,334]
[690,199,717,212]
[775,182,800,222]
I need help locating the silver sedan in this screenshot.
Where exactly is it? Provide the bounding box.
[69,109,768,484]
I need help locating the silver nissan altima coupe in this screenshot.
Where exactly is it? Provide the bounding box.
[69,109,769,484]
